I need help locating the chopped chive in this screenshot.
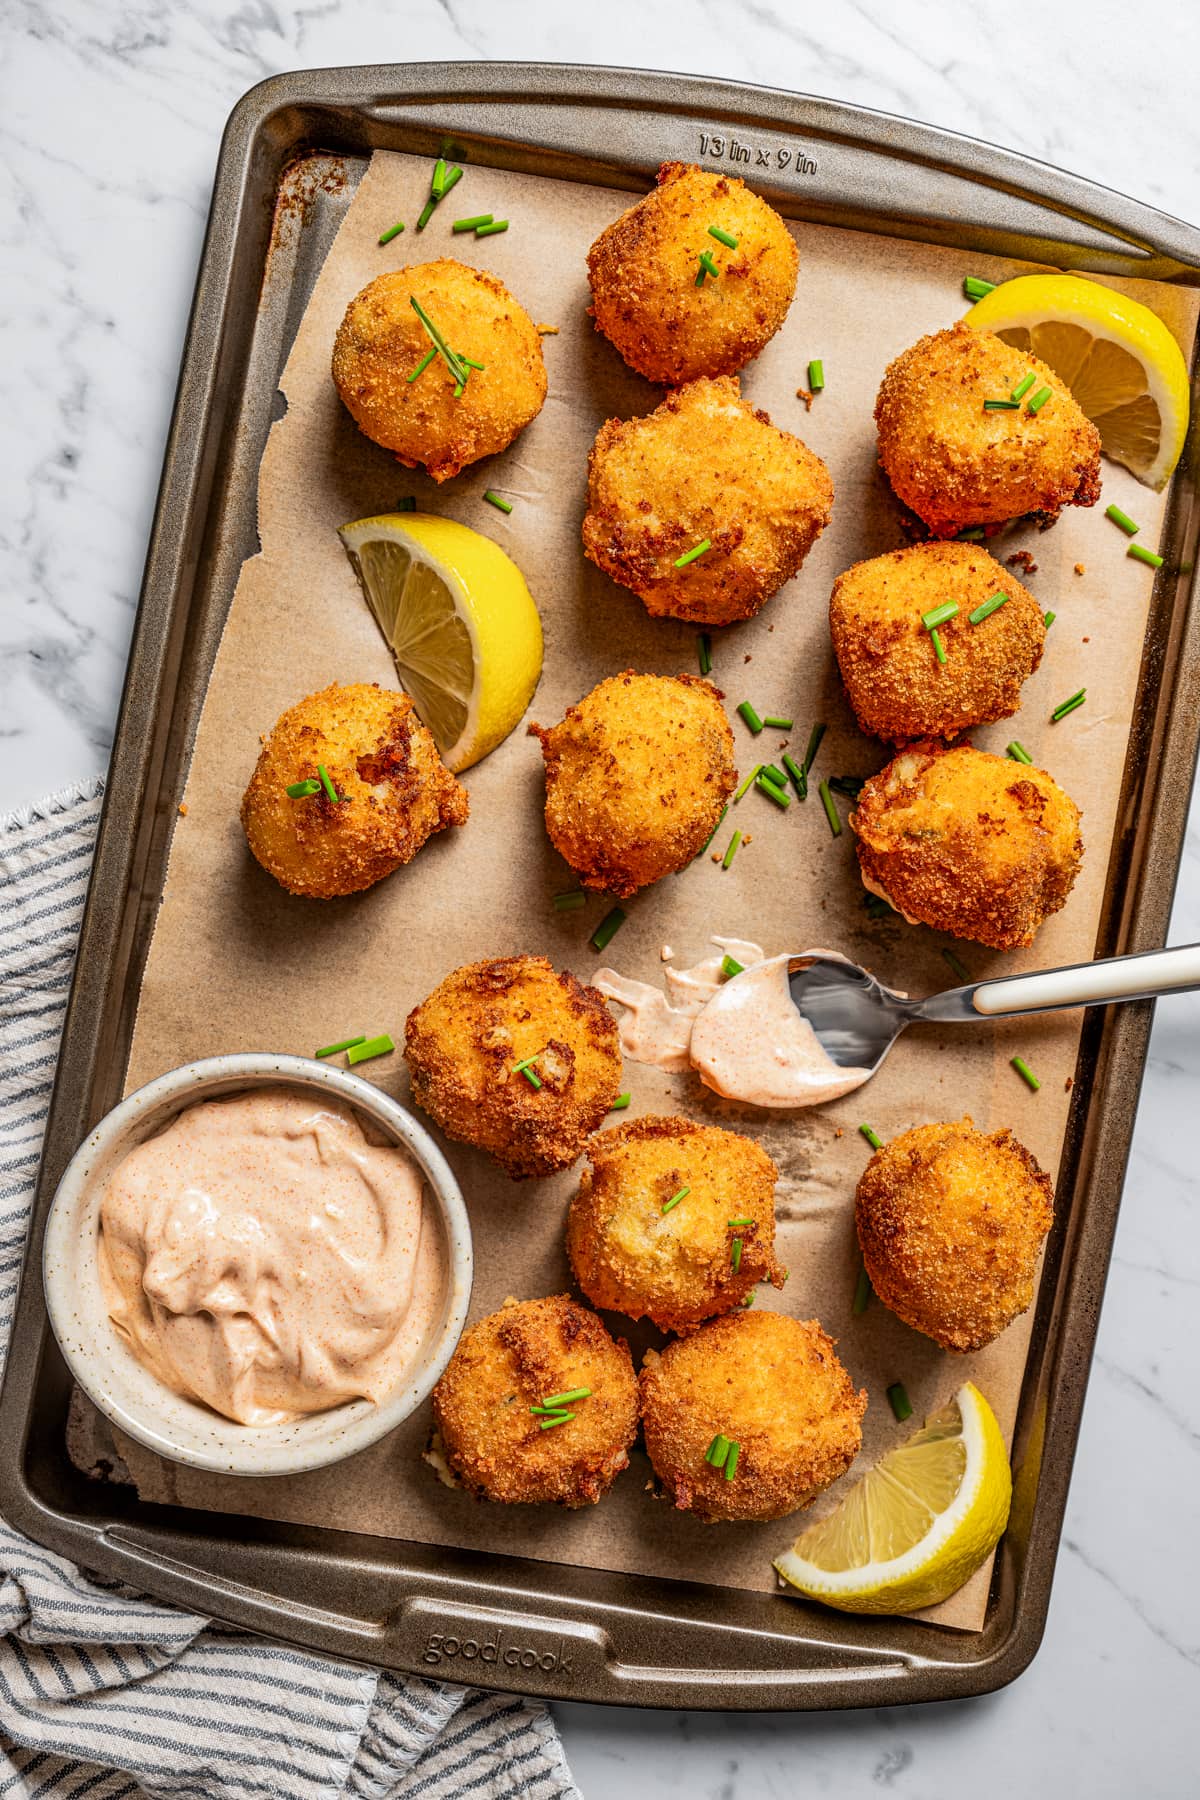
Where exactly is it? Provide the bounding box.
[708,224,739,248]
[929,626,947,665]
[827,774,865,801]
[675,537,712,569]
[737,702,764,734]
[694,257,708,287]
[410,295,466,384]
[543,1387,591,1408]
[887,1382,913,1423]
[921,600,959,630]
[1051,689,1086,722]
[520,1067,542,1090]
[760,763,788,789]
[285,778,322,798]
[416,196,437,231]
[698,632,713,675]
[397,495,416,511]
[801,722,826,773]
[439,166,464,202]
[315,1035,367,1059]
[1011,371,1036,402]
[406,345,438,384]
[782,753,807,799]
[483,490,513,514]
[742,1291,756,1308]
[662,1184,690,1215]
[1012,1055,1040,1091]
[727,1216,753,1227]
[968,590,1009,625]
[346,1033,395,1066]
[476,220,509,237]
[458,353,486,371]
[724,1440,740,1480]
[808,359,824,392]
[818,780,841,837]
[1028,385,1052,414]
[734,765,762,802]
[852,1263,872,1316]
[452,376,467,399]
[553,891,586,911]
[730,1237,744,1273]
[528,1404,572,1416]
[697,804,728,856]
[705,1434,731,1468]
[957,526,986,541]
[755,773,790,809]
[983,398,1020,411]
[452,213,493,232]
[722,829,743,870]
[610,1092,632,1111]
[511,1053,541,1076]
[941,946,971,983]
[721,955,744,978]
[761,714,794,730]
[1044,610,1056,627]
[700,249,720,278]
[859,1124,883,1151]
[431,157,448,198]
[1006,741,1033,764]
[963,275,996,300]
[590,906,626,953]
[1129,544,1164,569]
[538,1412,575,1430]
[1106,503,1140,536]
[316,763,341,805]
[378,220,405,245]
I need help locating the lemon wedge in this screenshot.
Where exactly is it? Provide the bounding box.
[773,1382,1011,1615]
[965,274,1190,489]
[338,513,543,773]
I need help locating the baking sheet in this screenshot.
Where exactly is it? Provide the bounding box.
[100,149,1198,1632]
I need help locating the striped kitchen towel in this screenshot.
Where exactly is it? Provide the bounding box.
[0,780,580,1800]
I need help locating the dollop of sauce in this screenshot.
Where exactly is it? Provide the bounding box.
[97,1087,440,1426]
[595,941,871,1109]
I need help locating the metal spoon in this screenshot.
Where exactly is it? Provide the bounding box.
[788,944,1200,1080]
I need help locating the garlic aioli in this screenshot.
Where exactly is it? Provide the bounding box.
[98,1087,442,1427]
[594,938,764,1072]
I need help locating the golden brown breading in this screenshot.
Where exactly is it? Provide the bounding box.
[850,741,1082,950]
[856,1118,1054,1352]
[240,682,467,898]
[431,1295,638,1507]
[404,955,622,1179]
[586,162,798,384]
[331,260,547,481]
[639,1311,865,1523]
[567,1115,784,1330]
[829,542,1046,742]
[529,672,737,899]
[874,322,1101,536]
[582,377,834,627]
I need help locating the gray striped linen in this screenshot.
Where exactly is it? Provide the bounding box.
[0,781,580,1800]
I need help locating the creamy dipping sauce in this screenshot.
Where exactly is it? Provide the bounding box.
[97,1087,442,1426]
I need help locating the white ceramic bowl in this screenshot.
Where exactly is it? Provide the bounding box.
[43,1053,472,1477]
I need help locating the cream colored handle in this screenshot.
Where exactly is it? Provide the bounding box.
[971,944,1200,1016]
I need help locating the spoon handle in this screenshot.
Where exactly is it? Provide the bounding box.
[920,942,1200,1022]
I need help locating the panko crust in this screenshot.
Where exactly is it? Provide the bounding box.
[829,542,1046,742]
[586,162,799,385]
[639,1311,865,1523]
[529,671,737,899]
[331,260,547,481]
[403,955,623,1179]
[856,1118,1054,1353]
[874,322,1102,536]
[850,741,1083,950]
[567,1114,784,1330]
[432,1295,639,1507]
[240,682,468,898]
[583,377,834,627]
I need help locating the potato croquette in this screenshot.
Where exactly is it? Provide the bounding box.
[404,955,622,1179]
[587,162,799,384]
[240,682,467,898]
[639,1312,865,1523]
[582,378,834,627]
[829,543,1046,741]
[856,1119,1054,1352]
[331,260,547,481]
[529,672,737,899]
[875,322,1102,536]
[851,741,1082,950]
[432,1296,638,1506]
[567,1115,785,1330]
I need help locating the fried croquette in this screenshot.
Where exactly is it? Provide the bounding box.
[856,1118,1054,1352]
[582,377,834,627]
[639,1311,865,1523]
[403,954,622,1179]
[240,682,467,898]
[829,542,1046,742]
[567,1115,785,1330]
[431,1295,638,1506]
[874,322,1102,536]
[529,672,737,899]
[850,741,1082,950]
[331,260,547,481]
[586,162,799,384]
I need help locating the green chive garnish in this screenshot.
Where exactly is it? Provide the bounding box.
[802,722,826,773]
[1006,741,1033,764]
[734,765,762,802]
[708,224,738,248]
[727,1216,753,1227]
[416,197,436,231]
[409,296,466,384]
[724,1440,740,1480]
[431,158,448,198]
[722,829,742,870]
[512,1053,541,1076]
[543,1388,591,1408]
[346,1033,395,1066]
[808,359,824,392]
[476,220,509,237]
[730,1237,743,1273]
[1105,503,1140,536]
[1129,544,1164,569]
[827,775,865,800]
[983,399,1020,411]
[694,258,708,287]
[397,495,416,511]
[760,763,788,788]
[590,907,626,953]
[818,780,841,837]
[963,275,996,300]
[1028,386,1052,414]
[439,167,464,202]
[782,753,807,799]
[1051,689,1086,722]
[538,1412,575,1430]
[528,1404,571,1417]
[957,526,986,541]
[611,1092,631,1110]
[406,346,438,385]
[859,1124,883,1151]
[675,538,712,569]
[378,220,405,245]
[520,1067,542,1090]
[285,778,322,798]
[942,947,971,984]
[887,1382,913,1423]
[697,804,728,856]
[929,626,947,665]
[705,1434,731,1468]
[742,1291,756,1308]
[755,773,790,809]
[483,490,513,514]
[700,249,719,278]
[721,955,744,978]
[662,1185,690,1215]
[921,600,959,630]
[698,632,713,676]
[761,714,794,730]
[852,1264,872,1316]
[737,702,764,734]
[452,214,493,232]
[553,891,585,911]
[1011,372,1036,402]
[1012,1055,1040,1091]
[314,1035,367,1059]
[316,763,341,804]
[1044,610,1056,627]
[968,590,1009,625]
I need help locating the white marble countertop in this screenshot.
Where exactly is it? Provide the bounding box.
[4,3,1198,1794]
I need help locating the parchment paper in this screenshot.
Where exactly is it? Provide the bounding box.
[104,150,1199,1632]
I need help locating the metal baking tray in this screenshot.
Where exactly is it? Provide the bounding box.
[3,63,1199,1712]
